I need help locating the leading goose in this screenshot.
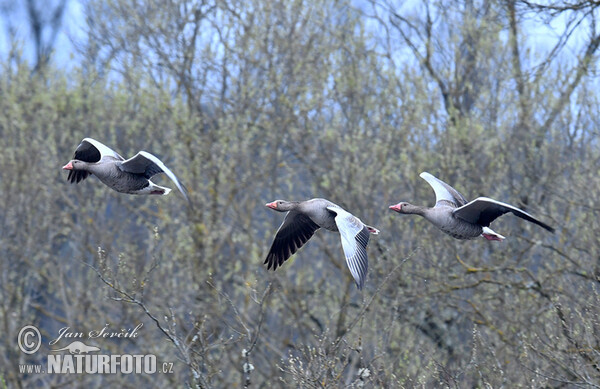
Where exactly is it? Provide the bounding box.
[264,198,379,289]
[389,172,554,241]
[63,138,190,204]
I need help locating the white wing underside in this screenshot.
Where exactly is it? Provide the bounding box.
[327,206,369,289]
[420,172,467,207]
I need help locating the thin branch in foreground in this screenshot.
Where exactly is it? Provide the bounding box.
[83,260,178,347]
[207,280,274,388]
[83,258,210,389]
[333,251,415,349]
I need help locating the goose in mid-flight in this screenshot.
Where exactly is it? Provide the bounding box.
[264,198,379,289]
[62,138,190,204]
[389,172,554,241]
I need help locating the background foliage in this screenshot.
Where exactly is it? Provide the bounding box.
[1,0,599,387]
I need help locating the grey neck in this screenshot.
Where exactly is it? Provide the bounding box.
[402,203,428,216]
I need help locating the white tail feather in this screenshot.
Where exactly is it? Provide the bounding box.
[481,227,505,241]
[135,182,171,196]
[160,187,172,196]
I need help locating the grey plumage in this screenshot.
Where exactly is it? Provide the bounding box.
[63,138,191,204]
[390,172,554,240]
[264,198,379,289]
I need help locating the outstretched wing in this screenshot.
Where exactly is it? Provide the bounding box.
[264,211,320,271]
[420,172,468,208]
[327,206,370,290]
[454,197,555,232]
[76,138,124,162]
[67,138,123,184]
[120,151,190,203]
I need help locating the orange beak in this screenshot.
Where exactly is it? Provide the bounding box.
[265,201,277,209]
[389,204,401,212]
[62,162,74,170]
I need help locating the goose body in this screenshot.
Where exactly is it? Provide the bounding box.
[264,198,379,289]
[63,138,190,203]
[389,172,554,241]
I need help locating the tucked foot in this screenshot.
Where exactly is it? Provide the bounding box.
[482,233,504,241]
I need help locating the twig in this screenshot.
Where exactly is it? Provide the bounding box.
[332,251,414,349]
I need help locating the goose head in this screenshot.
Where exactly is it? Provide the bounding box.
[389,202,424,215]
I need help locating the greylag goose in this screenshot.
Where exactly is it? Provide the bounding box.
[264,198,379,289]
[62,138,190,204]
[389,172,554,241]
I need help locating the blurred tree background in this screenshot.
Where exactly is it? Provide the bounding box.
[1,0,599,387]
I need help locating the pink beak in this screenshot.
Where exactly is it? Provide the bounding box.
[62,162,74,170]
[389,204,401,212]
[265,201,277,209]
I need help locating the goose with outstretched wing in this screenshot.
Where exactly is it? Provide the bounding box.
[389,172,554,240]
[63,138,190,204]
[264,198,379,289]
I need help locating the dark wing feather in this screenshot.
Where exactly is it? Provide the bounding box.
[120,152,162,178]
[264,211,320,271]
[73,140,102,163]
[454,197,555,232]
[120,151,190,203]
[67,140,99,184]
[75,138,124,162]
[66,138,123,184]
[67,169,90,184]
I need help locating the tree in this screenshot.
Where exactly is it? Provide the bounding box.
[0,0,67,70]
[1,0,599,386]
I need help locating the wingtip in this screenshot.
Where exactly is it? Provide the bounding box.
[419,171,437,184]
[264,253,286,271]
[185,198,194,209]
[178,183,192,206]
[263,257,272,270]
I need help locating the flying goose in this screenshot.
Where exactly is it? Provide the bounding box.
[389,172,554,240]
[264,198,379,289]
[62,138,190,204]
